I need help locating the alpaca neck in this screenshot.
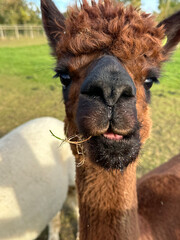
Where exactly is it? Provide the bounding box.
[76,159,139,240]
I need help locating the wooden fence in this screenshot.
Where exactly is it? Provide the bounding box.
[0,25,45,39]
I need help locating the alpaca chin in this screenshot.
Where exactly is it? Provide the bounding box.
[85,127,141,171]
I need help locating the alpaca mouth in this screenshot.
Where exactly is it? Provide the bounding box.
[76,95,141,170]
[102,125,136,141]
[86,126,141,171]
[103,131,123,141]
[101,125,139,143]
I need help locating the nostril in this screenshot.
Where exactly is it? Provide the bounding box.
[81,86,105,101]
[120,85,136,98]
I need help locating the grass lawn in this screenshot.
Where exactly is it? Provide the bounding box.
[0,38,65,137]
[0,38,180,239]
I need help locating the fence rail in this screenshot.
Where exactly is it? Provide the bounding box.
[0,25,45,39]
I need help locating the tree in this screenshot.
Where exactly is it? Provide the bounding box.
[158,0,180,20]
[116,0,141,8]
[0,0,41,24]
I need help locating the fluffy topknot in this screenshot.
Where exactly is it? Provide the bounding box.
[56,0,165,64]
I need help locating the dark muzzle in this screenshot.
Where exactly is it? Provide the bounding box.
[80,55,136,107]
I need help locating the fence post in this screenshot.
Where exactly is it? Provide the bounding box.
[0,26,5,39]
[15,26,19,39]
[30,26,34,39]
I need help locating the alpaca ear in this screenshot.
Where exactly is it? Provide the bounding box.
[41,0,65,52]
[157,10,180,55]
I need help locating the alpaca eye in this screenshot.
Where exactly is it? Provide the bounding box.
[54,71,71,88]
[144,77,159,90]
[59,73,71,87]
[144,79,153,90]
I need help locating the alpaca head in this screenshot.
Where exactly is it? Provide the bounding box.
[41,0,180,171]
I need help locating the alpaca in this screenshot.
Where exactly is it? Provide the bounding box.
[0,117,75,240]
[41,1,180,239]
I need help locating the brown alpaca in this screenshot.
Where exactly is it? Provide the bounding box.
[41,0,180,239]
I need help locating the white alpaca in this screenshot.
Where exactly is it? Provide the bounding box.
[0,117,75,240]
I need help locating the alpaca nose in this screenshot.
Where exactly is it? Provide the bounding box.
[81,55,136,106]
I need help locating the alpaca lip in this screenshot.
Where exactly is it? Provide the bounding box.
[103,132,123,141]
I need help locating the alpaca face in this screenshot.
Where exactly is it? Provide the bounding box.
[41,0,180,170]
[75,55,141,170]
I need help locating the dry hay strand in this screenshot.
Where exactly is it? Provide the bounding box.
[49,130,92,167]
[49,130,92,145]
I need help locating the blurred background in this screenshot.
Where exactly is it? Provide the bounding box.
[0,0,179,239]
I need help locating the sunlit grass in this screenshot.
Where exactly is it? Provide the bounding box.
[0,37,47,47]
[0,39,64,136]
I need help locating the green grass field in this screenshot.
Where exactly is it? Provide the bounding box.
[0,38,65,137]
[0,38,180,239]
